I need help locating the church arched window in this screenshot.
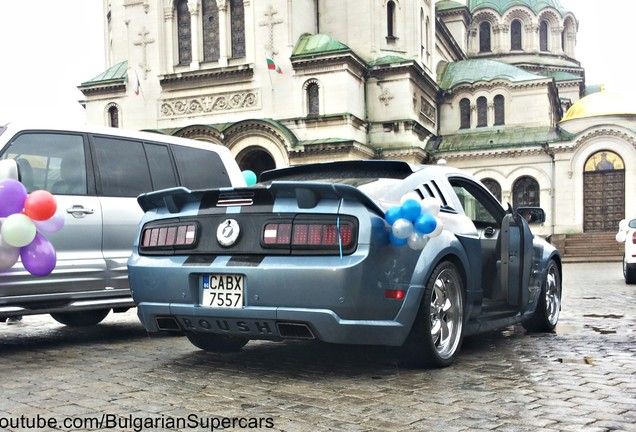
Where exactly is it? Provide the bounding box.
[540,21,549,51]
[481,178,502,202]
[306,81,320,116]
[460,98,471,129]
[387,1,396,39]
[511,20,522,51]
[479,21,491,52]
[202,0,220,62]
[477,96,487,127]
[513,176,540,209]
[107,104,119,128]
[494,95,505,125]
[230,0,245,58]
[177,0,192,65]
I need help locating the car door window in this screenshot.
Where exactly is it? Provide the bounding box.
[449,178,502,227]
[0,132,87,194]
[172,145,231,189]
[144,142,178,191]
[92,136,153,197]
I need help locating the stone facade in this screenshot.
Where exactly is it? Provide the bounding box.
[79,0,636,236]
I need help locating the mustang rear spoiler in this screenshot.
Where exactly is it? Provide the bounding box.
[137,182,386,217]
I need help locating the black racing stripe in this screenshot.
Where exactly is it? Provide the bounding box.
[184,255,218,266]
[227,255,265,267]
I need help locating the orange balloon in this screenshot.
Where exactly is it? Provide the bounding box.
[24,190,57,221]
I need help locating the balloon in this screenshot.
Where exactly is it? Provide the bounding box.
[24,190,57,221]
[1,213,36,247]
[420,197,441,216]
[429,218,444,238]
[34,208,65,234]
[0,239,20,270]
[400,192,421,205]
[20,233,57,276]
[400,199,421,222]
[389,232,407,247]
[407,233,428,250]
[385,206,402,225]
[392,218,414,239]
[242,170,257,186]
[0,179,27,217]
[616,231,627,243]
[414,213,437,235]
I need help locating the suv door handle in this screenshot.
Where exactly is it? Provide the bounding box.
[66,205,94,218]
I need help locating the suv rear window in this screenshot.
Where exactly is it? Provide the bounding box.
[172,145,230,190]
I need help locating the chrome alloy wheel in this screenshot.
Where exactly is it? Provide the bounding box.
[429,267,463,360]
[544,262,561,326]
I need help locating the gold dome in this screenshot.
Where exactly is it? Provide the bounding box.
[562,88,636,121]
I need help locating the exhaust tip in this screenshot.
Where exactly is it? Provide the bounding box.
[156,316,181,331]
[276,322,315,340]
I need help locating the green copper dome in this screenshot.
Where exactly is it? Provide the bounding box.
[468,0,568,16]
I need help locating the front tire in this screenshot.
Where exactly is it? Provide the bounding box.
[50,309,110,327]
[186,332,249,352]
[624,255,636,284]
[523,260,561,332]
[402,261,464,368]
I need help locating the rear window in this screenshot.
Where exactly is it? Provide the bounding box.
[172,145,231,190]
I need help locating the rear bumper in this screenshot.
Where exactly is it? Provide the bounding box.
[137,302,410,346]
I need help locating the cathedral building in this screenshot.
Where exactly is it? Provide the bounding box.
[79,0,636,249]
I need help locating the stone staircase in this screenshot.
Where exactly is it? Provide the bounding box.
[557,232,623,262]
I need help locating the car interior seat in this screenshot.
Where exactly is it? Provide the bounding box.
[15,158,34,192]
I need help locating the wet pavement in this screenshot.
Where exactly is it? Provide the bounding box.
[1,262,635,431]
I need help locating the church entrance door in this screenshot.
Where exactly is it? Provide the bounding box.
[583,151,625,232]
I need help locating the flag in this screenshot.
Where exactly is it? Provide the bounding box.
[133,71,141,96]
[266,57,283,74]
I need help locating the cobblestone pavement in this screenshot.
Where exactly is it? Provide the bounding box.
[1,262,635,432]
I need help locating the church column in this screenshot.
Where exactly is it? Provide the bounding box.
[188,0,201,69]
[526,23,539,52]
[216,0,229,67]
[564,29,576,58]
[493,24,507,54]
[466,27,478,56]
[552,26,564,55]
[163,6,175,73]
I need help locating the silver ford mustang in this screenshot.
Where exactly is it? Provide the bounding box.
[128,160,562,367]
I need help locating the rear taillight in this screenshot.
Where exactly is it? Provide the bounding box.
[632,231,636,244]
[140,223,197,250]
[262,217,357,254]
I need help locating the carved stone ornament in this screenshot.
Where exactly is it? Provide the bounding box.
[160,90,260,118]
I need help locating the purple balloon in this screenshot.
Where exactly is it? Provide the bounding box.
[0,179,27,217]
[20,233,57,276]
[34,209,65,234]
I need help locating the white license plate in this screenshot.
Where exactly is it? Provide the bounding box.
[202,274,244,308]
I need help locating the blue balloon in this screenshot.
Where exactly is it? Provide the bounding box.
[400,199,422,222]
[385,206,402,225]
[415,213,437,235]
[389,232,408,247]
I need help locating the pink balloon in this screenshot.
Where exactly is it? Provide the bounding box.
[20,233,57,276]
[0,179,27,217]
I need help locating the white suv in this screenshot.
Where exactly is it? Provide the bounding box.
[0,122,245,326]
[616,218,636,284]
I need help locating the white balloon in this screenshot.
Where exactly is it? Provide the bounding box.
[616,232,627,243]
[400,192,421,205]
[392,218,414,239]
[428,217,444,238]
[420,197,441,216]
[407,233,428,250]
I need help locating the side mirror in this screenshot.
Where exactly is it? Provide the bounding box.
[516,206,546,225]
[0,158,19,181]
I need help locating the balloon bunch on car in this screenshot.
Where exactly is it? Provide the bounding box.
[385,193,443,249]
[0,178,62,276]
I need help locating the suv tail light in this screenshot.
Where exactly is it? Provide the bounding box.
[140,223,198,251]
[262,217,357,255]
[632,231,636,244]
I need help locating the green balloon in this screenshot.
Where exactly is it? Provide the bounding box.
[242,170,257,186]
[1,213,36,248]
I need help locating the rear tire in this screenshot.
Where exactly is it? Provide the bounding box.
[401,261,464,368]
[523,260,561,332]
[50,309,110,327]
[186,332,249,352]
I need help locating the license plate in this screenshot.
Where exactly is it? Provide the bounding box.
[202,274,244,308]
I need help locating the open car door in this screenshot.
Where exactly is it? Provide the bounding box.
[500,213,534,307]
